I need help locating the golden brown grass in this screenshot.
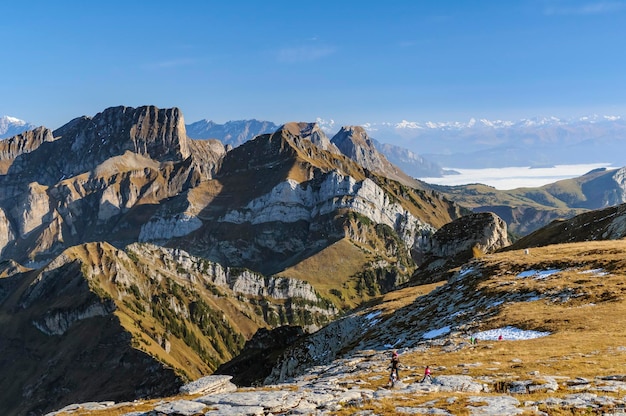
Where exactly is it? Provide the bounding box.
[334,240,626,414]
[277,238,378,308]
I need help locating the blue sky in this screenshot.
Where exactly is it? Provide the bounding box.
[2,0,626,129]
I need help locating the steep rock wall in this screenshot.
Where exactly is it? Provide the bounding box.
[219,172,436,254]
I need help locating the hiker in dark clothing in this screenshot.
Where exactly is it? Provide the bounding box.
[390,350,400,379]
[387,350,400,386]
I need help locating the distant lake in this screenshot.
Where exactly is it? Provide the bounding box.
[418,163,616,190]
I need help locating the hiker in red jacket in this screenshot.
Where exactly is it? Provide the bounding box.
[421,365,432,383]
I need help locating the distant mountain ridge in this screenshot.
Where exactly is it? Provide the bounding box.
[361,114,626,169]
[185,119,279,149]
[186,119,446,178]
[185,113,626,175]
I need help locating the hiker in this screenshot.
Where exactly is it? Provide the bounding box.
[498,334,503,341]
[390,350,400,381]
[421,365,432,383]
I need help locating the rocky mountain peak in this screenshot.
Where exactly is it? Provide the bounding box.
[54,105,190,163]
[278,122,340,154]
[432,211,509,257]
[331,125,422,188]
[331,125,377,160]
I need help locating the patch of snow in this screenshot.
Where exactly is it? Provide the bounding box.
[363,310,382,327]
[579,268,609,277]
[489,300,504,308]
[516,269,561,280]
[364,311,382,321]
[423,326,451,339]
[474,326,551,341]
[383,338,404,348]
[458,267,475,278]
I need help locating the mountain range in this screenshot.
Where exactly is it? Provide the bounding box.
[184,118,626,237]
[9,113,626,176]
[1,105,481,415]
[2,106,626,415]
[362,115,626,169]
[187,114,626,175]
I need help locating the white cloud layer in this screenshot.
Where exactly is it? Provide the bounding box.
[418,163,615,190]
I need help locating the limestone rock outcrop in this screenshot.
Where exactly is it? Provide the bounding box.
[429,211,509,258]
[0,126,55,174]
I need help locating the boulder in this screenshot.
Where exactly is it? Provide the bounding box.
[179,375,237,395]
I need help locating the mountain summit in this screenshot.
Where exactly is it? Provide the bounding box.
[331,125,420,187]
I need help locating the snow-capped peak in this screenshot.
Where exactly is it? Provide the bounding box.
[2,116,26,125]
[361,114,625,132]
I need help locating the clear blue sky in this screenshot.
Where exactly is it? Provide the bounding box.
[2,0,626,129]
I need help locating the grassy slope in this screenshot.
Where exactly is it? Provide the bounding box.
[339,240,626,414]
[276,238,373,309]
[50,239,626,416]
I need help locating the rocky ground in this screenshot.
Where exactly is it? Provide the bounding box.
[47,340,626,416]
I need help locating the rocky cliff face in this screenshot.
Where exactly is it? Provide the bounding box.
[217,172,437,257]
[55,105,191,165]
[412,212,510,284]
[0,126,56,174]
[0,105,226,265]
[429,211,509,257]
